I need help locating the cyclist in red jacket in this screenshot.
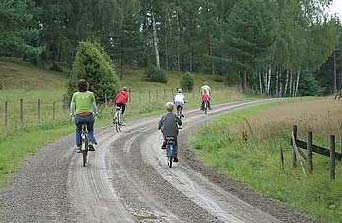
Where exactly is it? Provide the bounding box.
[113,87,129,125]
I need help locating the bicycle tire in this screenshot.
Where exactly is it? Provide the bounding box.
[82,150,87,167]
[204,102,208,114]
[168,156,173,168]
[83,139,89,167]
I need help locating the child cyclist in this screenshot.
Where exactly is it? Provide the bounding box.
[174,88,185,118]
[158,102,182,162]
[201,89,210,111]
[113,87,129,125]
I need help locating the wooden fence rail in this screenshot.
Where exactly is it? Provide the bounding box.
[291,125,340,180]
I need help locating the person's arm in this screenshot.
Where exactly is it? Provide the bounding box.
[91,92,97,114]
[158,116,163,130]
[70,93,76,116]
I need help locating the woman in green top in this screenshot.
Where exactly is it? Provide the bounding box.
[70,79,98,153]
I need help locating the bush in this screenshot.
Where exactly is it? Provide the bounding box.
[180,72,194,91]
[144,65,168,83]
[66,41,119,103]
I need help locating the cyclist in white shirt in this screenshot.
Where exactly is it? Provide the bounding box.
[174,88,185,118]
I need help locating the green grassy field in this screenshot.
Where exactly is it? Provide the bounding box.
[191,99,342,223]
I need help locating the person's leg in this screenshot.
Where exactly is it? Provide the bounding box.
[174,137,179,162]
[208,99,212,110]
[74,115,82,152]
[86,115,96,145]
[201,100,204,110]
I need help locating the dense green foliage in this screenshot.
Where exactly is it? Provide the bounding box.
[67,41,119,102]
[0,0,42,58]
[180,72,194,91]
[2,0,342,96]
[144,65,168,83]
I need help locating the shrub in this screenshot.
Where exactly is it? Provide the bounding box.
[66,41,119,103]
[144,65,168,83]
[180,72,194,91]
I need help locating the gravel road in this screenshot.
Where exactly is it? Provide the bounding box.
[0,100,313,223]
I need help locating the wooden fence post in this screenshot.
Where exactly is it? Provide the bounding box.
[4,101,8,126]
[52,101,56,120]
[20,99,24,124]
[292,125,298,167]
[330,135,336,181]
[129,88,132,103]
[149,90,151,104]
[307,131,313,174]
[38,99,41,121]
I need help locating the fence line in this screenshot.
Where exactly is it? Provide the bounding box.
[0,87,237,137]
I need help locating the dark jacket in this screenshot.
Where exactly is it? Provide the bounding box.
[158,112,182,137]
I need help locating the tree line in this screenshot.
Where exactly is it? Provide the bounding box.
[1,0,341,95]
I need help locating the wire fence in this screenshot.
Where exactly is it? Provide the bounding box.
[0,87,241,139]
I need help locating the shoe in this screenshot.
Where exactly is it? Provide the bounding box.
[181,114,184,118]
[88,144,95,151]
[173,157,179,162]
[76,146,81,153]
[121,122,126,126]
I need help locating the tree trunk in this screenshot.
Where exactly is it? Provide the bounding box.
[279,67,283,97]
[295,69,300,97]
[164,17,169,70]
[289,71,293,97]
[258,70,263,95]
[177,10,181,72]
[152,12,160,70]
[334,51,337,93]
[267,66,271,95]
[242,71,247,93]
[284,69,289,97]
[275,67,279,97]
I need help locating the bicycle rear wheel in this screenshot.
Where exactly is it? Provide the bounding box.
[168,156,173,168]
[82,140,88,167]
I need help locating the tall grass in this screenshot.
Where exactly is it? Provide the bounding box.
[191,99,342,222]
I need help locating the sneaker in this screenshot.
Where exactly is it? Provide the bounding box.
[88,144,95,151]
[173,157,179,162]
[121,122,126,126]
[76,146,81,153]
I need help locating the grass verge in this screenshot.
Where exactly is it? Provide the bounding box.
[190,99,342,223]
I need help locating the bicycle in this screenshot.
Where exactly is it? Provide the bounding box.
[113,105,123,132]
[80,124,89,167]
[165,136,176,168]
[203,100,209,114]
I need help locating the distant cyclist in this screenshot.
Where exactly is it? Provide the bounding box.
[158,102,182,162]
[70,79,98,153]
[174,88,185,118]
[200,81,212,110]
[113,87,129,125]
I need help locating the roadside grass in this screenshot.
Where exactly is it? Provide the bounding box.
[190,99,342,222]
[0,124,74,189]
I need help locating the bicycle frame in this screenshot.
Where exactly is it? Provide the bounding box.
[81,124,89,167]
[114,106,123,132]
[166,137,176,168]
